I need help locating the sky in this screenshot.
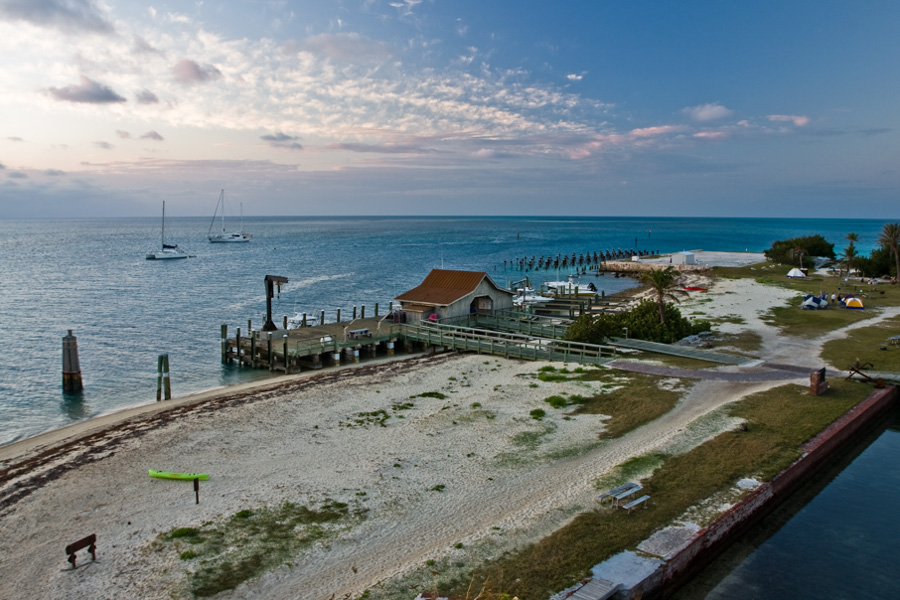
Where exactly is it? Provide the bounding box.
[0,0,898,218]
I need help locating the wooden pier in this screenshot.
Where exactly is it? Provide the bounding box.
[221,309,621,373]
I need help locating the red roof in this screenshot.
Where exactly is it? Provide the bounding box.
[394,269,509,306]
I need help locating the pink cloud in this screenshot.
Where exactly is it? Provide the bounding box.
[693,131,730,140]
[629,125,684,137]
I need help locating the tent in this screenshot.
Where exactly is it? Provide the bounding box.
[844,297,864,310]
[801,295,828,310]
[786,268,806,278]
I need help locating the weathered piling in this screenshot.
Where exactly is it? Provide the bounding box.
[221,324,229,364]
[156,354,171,401]
[62,330,83,393]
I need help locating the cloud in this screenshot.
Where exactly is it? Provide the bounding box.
[172,59,222,84]
[135,89,159,104]
[132,35,159,54]
[0,162,4,169]
[630,125,685,137]
[566,74,584,81]
[261,132,303,150]
[94,141,113,149]
[682,103,734,122]
[46,75,126,103]
[0,0,114,34]
[43,169,65,176]
[768,114,809,127]
[8,171,27,178]
[325,142,433,154]
[302,33,393,64]
[693,131,730,140]
[116,130,131,139]
[140,130,164,141]
[6,137,24,142]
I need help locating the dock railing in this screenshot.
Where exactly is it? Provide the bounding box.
[402,321,617,365]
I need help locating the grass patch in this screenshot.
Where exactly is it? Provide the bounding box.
[569,371,683,438]
[436,379,870,599]
[821,314,900,373]
[544,395,568,409]
[156,498,367,597]
[411,391,448,400]
[708,331,763,354]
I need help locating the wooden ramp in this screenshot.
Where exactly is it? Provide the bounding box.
[608,337,755,365]
[401,322,618,366]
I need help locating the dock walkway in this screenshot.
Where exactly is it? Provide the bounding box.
[607,337,754,365]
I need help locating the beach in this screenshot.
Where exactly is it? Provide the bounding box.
[2,251,896,600]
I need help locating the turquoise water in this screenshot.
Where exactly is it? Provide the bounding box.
[674,409,900,599]
[0,216,889,445]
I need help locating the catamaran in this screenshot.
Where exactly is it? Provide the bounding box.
[208,189,251,243]
[146,201,189,260]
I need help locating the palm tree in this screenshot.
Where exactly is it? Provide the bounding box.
[792,241,805,268]
[846,232,859,248]
[842,245,858,277]
[641,266,687,324]
[879,222,900,281]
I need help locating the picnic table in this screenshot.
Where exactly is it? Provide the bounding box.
[598,482,642,507]
[887,335,900,346]
[348,328,372,339]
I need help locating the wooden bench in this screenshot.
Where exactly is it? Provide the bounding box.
[348,328,372,339]
[622,495,650,513]
[65,533,97,568]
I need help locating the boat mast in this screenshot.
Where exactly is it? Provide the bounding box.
[220,189,226,233]
[161,200,166,246]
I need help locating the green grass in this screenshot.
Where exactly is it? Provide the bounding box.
[820,314,900,373]
[569,371,683,438]
[156,498,367,597]
[433,379,870,599]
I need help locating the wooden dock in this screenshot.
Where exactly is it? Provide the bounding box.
[221,310,620,373]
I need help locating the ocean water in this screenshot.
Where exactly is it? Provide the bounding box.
[0,216,889,445]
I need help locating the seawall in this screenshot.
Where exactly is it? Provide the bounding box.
[630,385,898,599]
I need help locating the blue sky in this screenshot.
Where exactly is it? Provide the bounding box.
[0,0,898,218]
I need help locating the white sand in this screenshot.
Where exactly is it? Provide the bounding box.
[2,255,897,600]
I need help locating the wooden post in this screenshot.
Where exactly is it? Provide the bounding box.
[267,332,273,371]
[283,334,289,373]
[283,315,288,329]
[320,310,325,326]
[302,313,307,327]
[62,330,83,393]
[236,327,242,365]
[361,305,366,319]
[375,303,379,317]
[156,354,171,401]
[353,306,357,319]
[247,319,252,333]
[336,308,341,322]
[250,332,256,366]
[221,324,229,364]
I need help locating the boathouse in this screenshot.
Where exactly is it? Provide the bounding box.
[394,269,514,324]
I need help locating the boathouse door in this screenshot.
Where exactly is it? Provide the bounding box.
[471,296,493,315]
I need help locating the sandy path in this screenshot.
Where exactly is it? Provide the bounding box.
[1,269,895,600]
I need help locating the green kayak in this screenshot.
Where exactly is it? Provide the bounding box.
[149,469,209,481]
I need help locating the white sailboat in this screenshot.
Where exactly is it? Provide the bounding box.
[208,189,251,243]
[146,201,188,260]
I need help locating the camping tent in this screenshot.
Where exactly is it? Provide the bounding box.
[844,297,864,309]
[801,295,828,310]
[786,268,806,278]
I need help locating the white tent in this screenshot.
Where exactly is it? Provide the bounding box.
[786,268,806,278]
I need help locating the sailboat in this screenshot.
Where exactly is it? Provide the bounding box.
[207,189,251,243]
[146,201,189,260]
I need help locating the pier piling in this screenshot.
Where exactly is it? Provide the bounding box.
[156,354,171,401]
[62,330,83,393]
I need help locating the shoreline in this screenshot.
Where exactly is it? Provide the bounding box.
[4,249,884,600]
